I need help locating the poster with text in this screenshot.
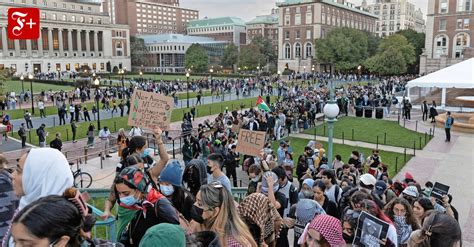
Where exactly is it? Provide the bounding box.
[353,211,390,247]
[236,129,266,157]
[128,90,174,130]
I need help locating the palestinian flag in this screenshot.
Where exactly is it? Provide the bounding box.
[256,96,270,112]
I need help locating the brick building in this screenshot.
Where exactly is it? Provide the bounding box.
[187,17,247,47]
[246,9,279,54]
[105,0,198,35]
[277,0,377,73]
[0,0,130,73]
[420,0,473,73]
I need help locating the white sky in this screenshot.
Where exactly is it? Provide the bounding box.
[180,0,429,22]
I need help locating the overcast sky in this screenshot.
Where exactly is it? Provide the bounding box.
[180,0,429,22]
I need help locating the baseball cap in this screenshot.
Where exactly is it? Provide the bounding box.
[374,181,387,195]
[359,174,376,186]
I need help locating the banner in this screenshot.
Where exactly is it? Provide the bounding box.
[353,211,390,247]
[236,129,266,157]
[128,90,174,130]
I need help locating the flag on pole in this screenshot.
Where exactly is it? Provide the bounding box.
[256,96,270,112]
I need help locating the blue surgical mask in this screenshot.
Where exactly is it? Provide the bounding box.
[120,195,138,206]
[160,184,175,196]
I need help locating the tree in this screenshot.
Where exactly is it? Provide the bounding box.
[185,44,209,73]
[0,69,11,102]
[396,29,425,73]
[315,27,369,71]
[364,34,416,75]
[250,36,277,66]
[367,33,381,57]
[238,44,266,69]
[222,44,239,68]
[130,36,149,67]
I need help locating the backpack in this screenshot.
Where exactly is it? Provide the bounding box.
[18,128,25,137]
[449,117,454,125]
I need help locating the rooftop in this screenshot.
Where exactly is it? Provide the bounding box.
[138,34,228,44]
[188,17,246,28]
[246,14,279,25]
[277,0,378,18]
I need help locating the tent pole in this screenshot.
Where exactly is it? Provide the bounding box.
[441,87,447,108]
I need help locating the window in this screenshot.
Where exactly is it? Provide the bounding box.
[434,35,448,58]
[41,13,46,19]
[295,14,301,25]
[98,18,102,24]
[80,16,85,23]
[89,17,93,23]
[439,19,446,30]
[285,14,290,25]
[62,14,66,21]
[306,30,311,39]
[453,33,470,58]
[305,43,312,58]
[306,12,312,24]
[285,31,290,39]
[296,30,300,39]
[52,14,57,20]
[457,19,463,29]
[440,0,448,13]
[457,0,472,11]
[464,18,470,28]
[284,43,291,59]
[295,43,301,58]
[71,16,76,22]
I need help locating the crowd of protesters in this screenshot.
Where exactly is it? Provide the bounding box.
[0,73,461,247]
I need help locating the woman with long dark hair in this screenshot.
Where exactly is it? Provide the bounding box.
[384,198,420,246]
[408,211,462,247]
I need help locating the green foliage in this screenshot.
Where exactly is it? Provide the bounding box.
[367,33,381,57]
[0,69,12,101]
[250,36,277,65]
[396,29,425,58]
[222,44,239,68]
[364,34,416,75]
[185,44,209,73]
[315,27,369,71]
[238,44,266,69]
[130,36,149,67]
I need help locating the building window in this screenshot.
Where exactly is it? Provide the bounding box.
[305,43,312,58]
[457,19,463,29]
[464,18,470,28]
[440,0,448,13]
[284,43,291,59]
[453,33,470,58]
[98,18,102,24]
[71,16,76,22]
[296,30,300,39]
[295,14,301,25]
[89,17,93,23]
[285,31,290,39]
[434,35,447,58]
[285,14,290,25]
[52,14,57,20]
[457,0,472,11]
[306,12,312,24]
[439,19,446,30]
[295,43,301,58]
[80,16,85,23]
[322,13,326,24]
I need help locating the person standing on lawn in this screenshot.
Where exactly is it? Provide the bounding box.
[99,126,112,158]
[445,111,454,142]
[23,110,33,129]
[18,123,28,149]
[38,100,46,118]
[36,124,47,148]
[71,120,78,143]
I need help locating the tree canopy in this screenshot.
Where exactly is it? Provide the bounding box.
[185,44,209,73]
[315,27,369,71]
[251,36,277,66]
[222,44,239,68]
[238,43,266,69]
[130,36,149,67]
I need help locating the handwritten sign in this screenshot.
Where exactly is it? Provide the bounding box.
[127,90,173,130]
[236,129,266,156]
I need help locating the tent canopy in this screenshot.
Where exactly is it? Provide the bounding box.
[407,58,474,89]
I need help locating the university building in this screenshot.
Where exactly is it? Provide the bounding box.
[360,0,426,37]
[104,0,199,35]
[276,0,377,73]
[420,0,473,73]
[140,34,228,73]
[246,9,279,54]
[187,17,247,47]
[0,0,131,74]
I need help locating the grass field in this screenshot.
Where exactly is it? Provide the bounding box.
[14,96,276,145]
[272,136,412,178]
[3,80,74,93]
[303,117,430,149]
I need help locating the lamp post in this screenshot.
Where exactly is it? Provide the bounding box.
[119,69,125,89]
[94,78,101,129]
[20,75,24,93]
[57,67,61,80]
[28,74,35,114]
[277,70,281,79]
[323,81,339,168]
[186,71,190,108]
[139,71,143,83]
[312,67,315,85]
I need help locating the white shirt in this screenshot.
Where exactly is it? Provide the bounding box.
[99,129,111,139]
[38,101,44,109]
[129,127,143,137]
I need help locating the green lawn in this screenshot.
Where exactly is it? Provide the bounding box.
[14,96,276,145]
[3,80,74,94]
[4,102,96,120]
[303,117,431,149]
[272,137,412,178]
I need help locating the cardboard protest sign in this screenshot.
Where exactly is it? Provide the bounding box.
[236,129,266,157]
[353,211,390,247]
[431,182,450,201]
[128,90,174,130]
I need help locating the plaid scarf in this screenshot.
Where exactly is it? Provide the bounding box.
[237,193,283,244]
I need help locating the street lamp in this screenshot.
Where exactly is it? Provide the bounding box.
[118,69,125,89]
[20,75,24,93]
[186,71,190,108]
[139,71,143,82]
[28,74,35,114]
[94,78,101,129]
[323,82,339,168]
[57,67,61,80]
[312,67,315,85]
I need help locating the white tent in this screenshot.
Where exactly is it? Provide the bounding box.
[407,58,474,107]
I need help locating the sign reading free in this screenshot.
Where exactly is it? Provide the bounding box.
[236,129,266,157]
[127,90,174,130]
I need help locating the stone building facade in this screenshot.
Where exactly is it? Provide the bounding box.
[187,17,247,47]
[246,9,279,54]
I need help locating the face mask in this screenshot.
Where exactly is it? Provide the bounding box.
[160,184,174,196]
[302,190,314,199]
[251,175,261,182]
[120,195,138,206]
[394,215,407,224]
[206,165,213,175]
[307,150,314,156]
[190,204,205,224]
[343,232,354,243]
